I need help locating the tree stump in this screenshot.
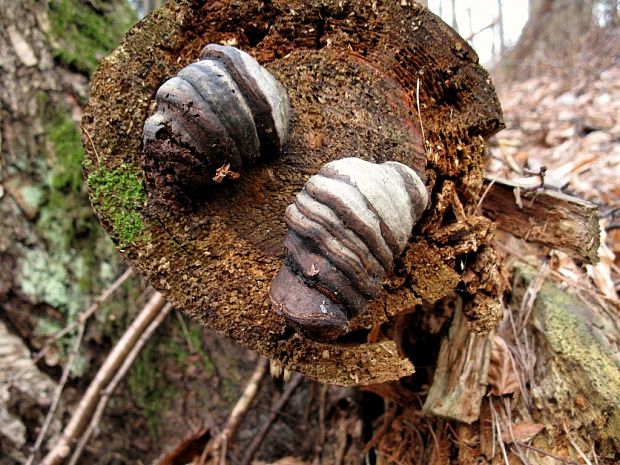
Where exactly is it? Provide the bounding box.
[82,0,504,385]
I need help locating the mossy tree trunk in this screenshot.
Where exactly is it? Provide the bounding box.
[0,0,138,462]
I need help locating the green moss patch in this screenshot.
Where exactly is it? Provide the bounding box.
[47,110,85,191]
[48,0,137,75]
[87,164,148,248]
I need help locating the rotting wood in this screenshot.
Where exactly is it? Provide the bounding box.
[81,0,504,385]
[512,266,620,453]
[480,177,600,264]
[422,301,491,423]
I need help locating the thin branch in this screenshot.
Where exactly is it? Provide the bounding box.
[200,356,269,463]
[41,292,168,465]
[239,372,305,465]
[81,124,100,166]
[1,268,133,397]
[464,17,500,41]
[67,303,173,465]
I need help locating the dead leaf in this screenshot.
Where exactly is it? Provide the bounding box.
[153,427,210,465]
[488,335,520,396]
[501,421,544,444]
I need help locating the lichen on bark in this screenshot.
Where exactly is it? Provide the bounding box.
[1,0,140,364]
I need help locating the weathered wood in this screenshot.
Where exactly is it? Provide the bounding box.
[423,302,491,423]
[513,266,620,455]
[480,177,600,264]
[82,0,504,385]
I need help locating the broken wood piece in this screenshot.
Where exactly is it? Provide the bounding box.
[480,177,600,264]
[422,302,491,423]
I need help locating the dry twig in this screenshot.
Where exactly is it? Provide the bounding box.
[239,372,305,465]
[200,356,269,464]
[41,292,168,465]
[67,303,173,465]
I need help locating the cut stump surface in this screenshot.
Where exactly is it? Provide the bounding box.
[82,0,504,385]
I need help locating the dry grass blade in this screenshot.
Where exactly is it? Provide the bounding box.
[517,262,547,332]
[488,398,511,465]
[563,423,593,465]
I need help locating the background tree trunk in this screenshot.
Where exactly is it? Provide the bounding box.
[504,0,596,77]
[0,0,139,462]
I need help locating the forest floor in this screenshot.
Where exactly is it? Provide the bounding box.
[3,23,619,465]
[488,26,620,301]
[117,29,620,464]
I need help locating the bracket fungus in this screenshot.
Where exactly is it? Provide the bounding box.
[270,157,429,341]
[142,44,291,204]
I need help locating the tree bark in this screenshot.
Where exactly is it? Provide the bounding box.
[480,178,600,264]
[497,0,505,57]
[503,0,595,78]
[0,0,137,463]
[451,0,459,31]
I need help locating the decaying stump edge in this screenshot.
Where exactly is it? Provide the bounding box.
[480,177,600,264]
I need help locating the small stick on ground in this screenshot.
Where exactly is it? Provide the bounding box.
[26,323,86,465]
[67,303,173,465]
[515,442,581,465]
[41,292,168,465]
[239,372,305,465]
[200,356,270,464]
[315,383,329,461]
